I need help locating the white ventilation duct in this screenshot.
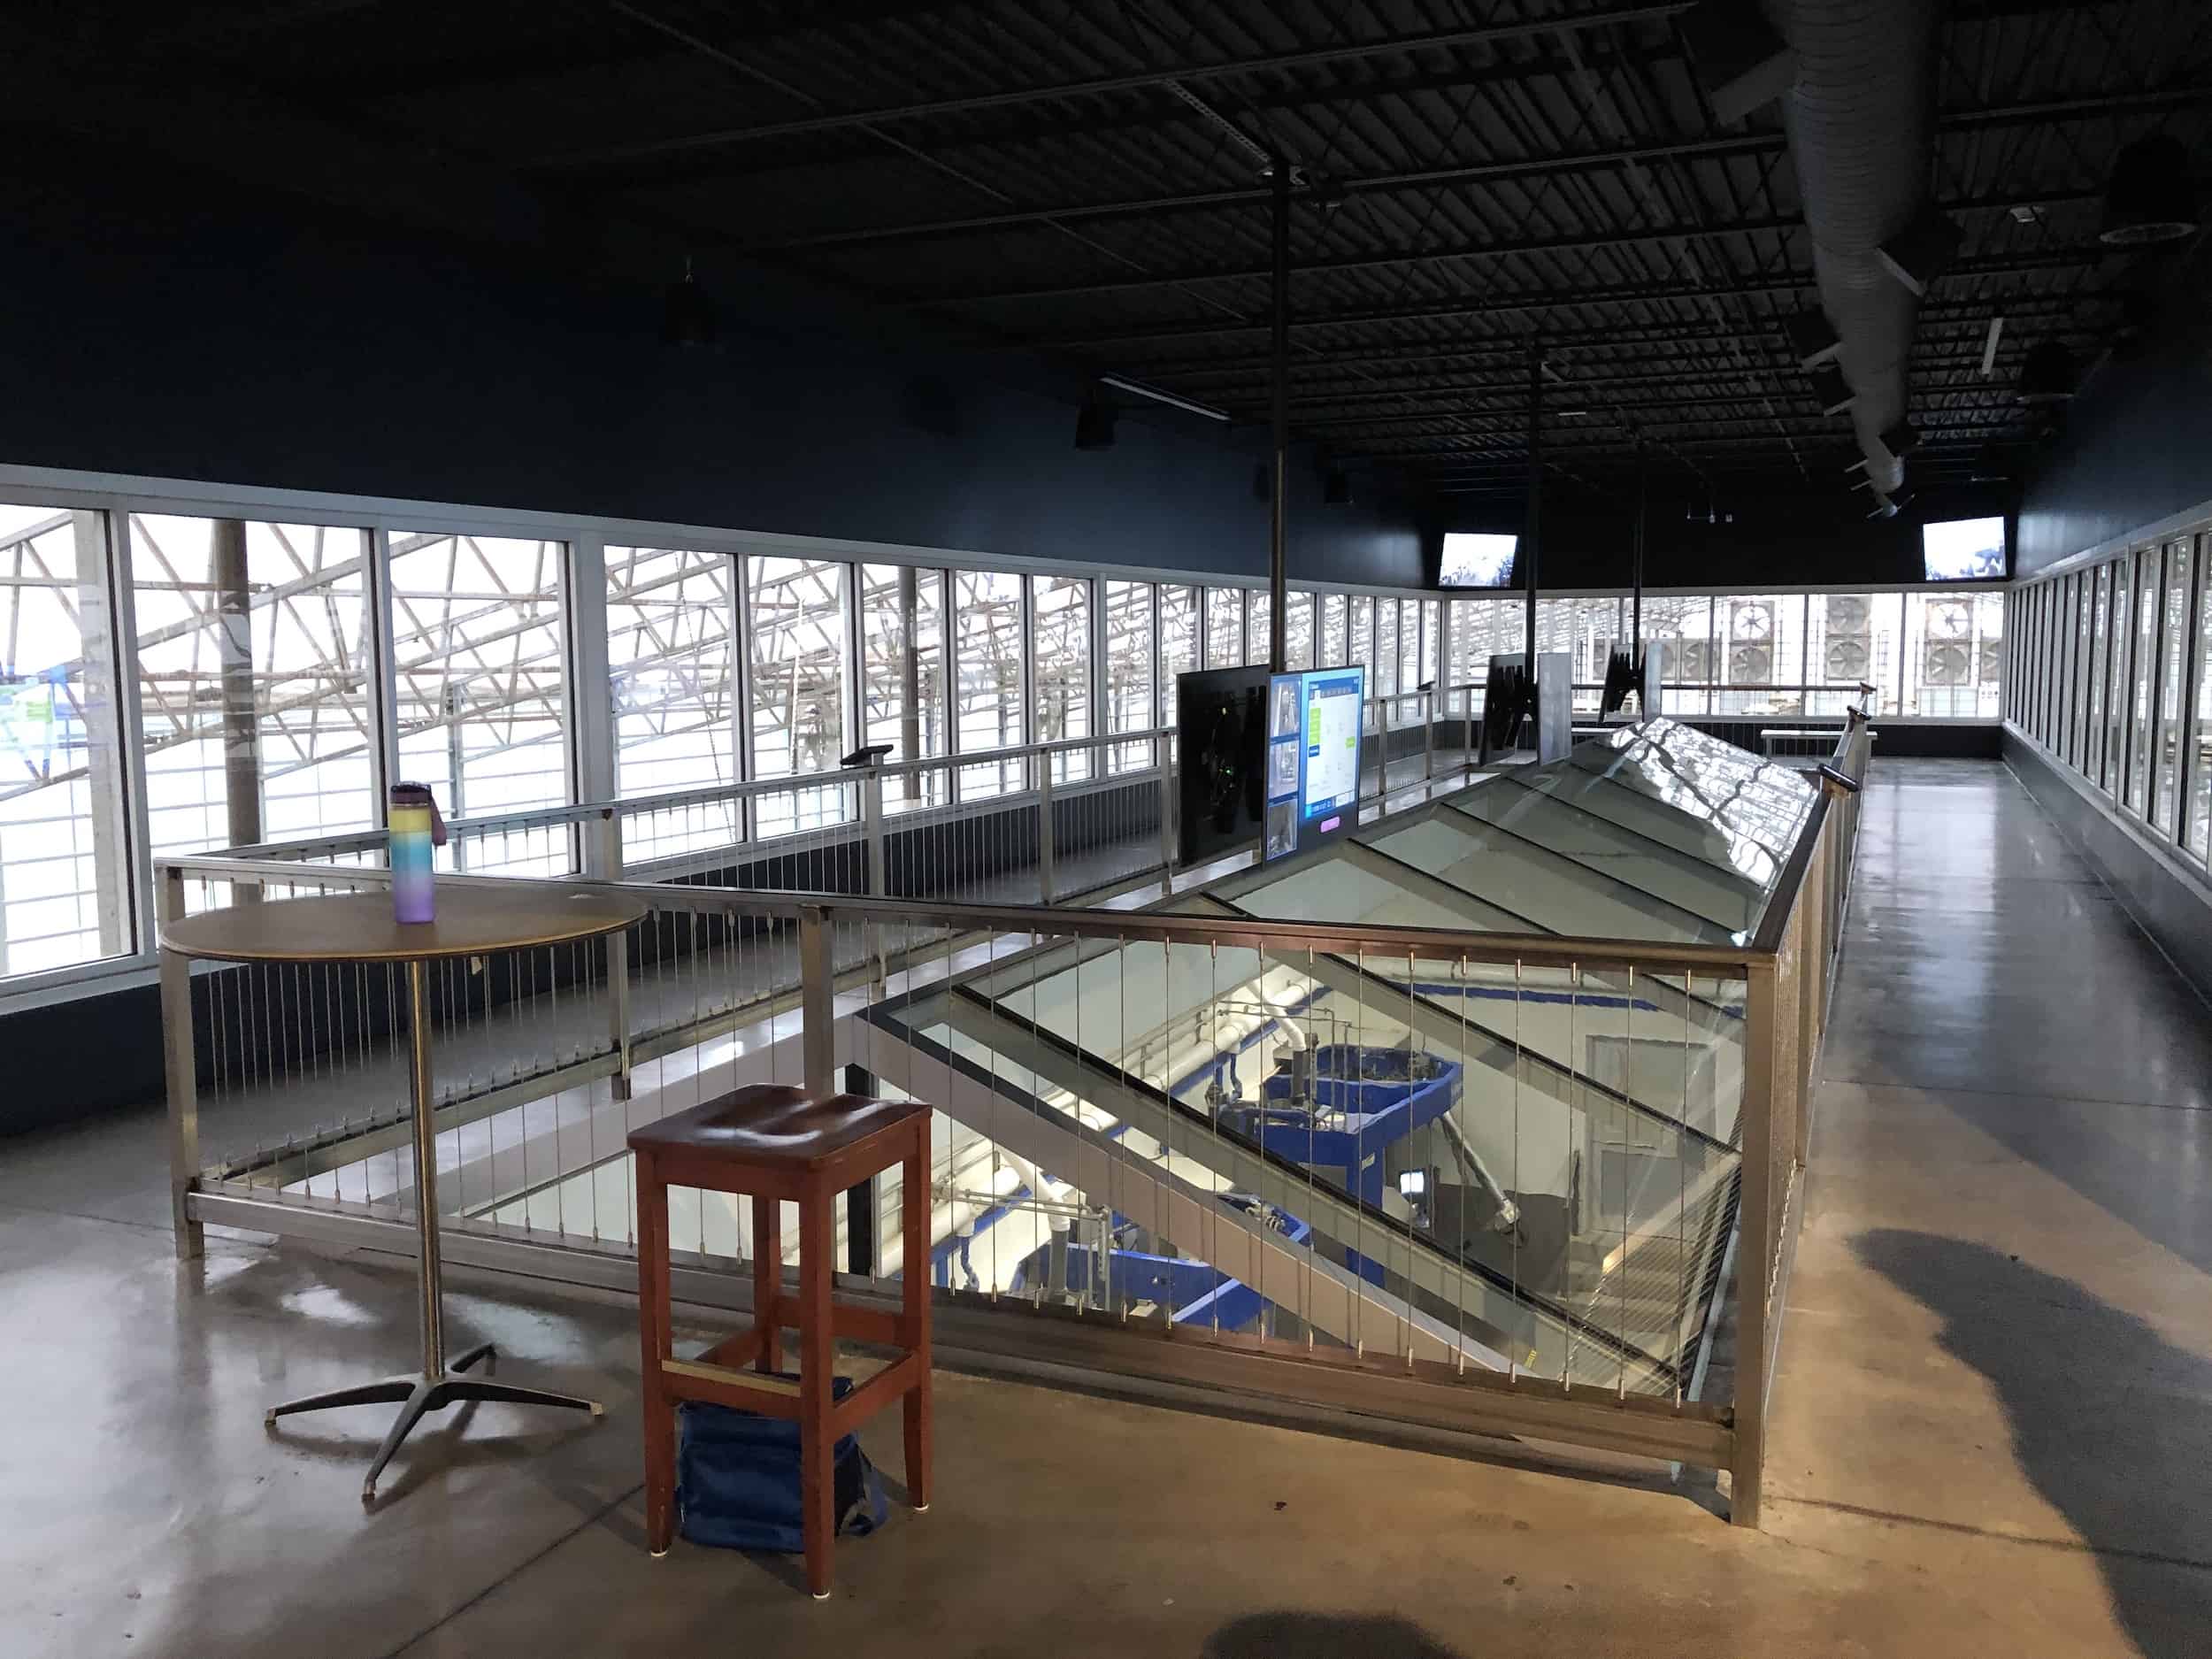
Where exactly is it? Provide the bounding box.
[1765,0,1943,495]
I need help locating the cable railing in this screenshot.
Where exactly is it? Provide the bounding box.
[153,707,1873,1523]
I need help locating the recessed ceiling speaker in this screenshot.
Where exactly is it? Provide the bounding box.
[1785,310,1842,370]
[1811,363,1855,415]
[1074,396,1118,450]
[2016,341,2079,404]
[1878,206,1963,296]
[1678,0,1798,125]
[2100,133,2200,247]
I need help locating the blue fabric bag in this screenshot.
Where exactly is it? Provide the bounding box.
[676,1376,889,1552]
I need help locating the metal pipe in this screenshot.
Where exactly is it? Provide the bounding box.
[1523,335,1542,684]
[214,518,264,860]
[407,959,446,1378]
[1631,443,1647,655]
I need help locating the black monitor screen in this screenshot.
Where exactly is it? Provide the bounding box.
[1921,516,2006,581]
[1440,532,1519,588]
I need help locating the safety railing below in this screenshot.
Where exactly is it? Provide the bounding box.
[153,708,1871,1522]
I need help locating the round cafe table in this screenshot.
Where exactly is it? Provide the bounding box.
[162,886,647,1502]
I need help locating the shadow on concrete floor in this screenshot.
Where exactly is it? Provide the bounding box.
[1202,1613,1464,1658]
[1855,1229,2212,1659]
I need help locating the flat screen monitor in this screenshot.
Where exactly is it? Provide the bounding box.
[1921,516,2007,581]
[1440,532,1519,588]
[1263,664,1366,861]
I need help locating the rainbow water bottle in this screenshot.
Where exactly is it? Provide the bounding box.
[388,782,448,924]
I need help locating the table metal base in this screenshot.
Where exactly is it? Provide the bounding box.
[265,1341,603,1503]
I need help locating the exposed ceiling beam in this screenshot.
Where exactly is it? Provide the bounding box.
[746,86,2206,252]
[524,1,1694,168]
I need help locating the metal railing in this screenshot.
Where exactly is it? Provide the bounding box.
[153,707,1872,1521]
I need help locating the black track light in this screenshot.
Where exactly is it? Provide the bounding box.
[661,256,718,349]
[1074,396,1118,451]
[2100,134,2199,248]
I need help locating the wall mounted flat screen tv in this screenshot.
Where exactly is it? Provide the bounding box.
[1440,532,1519,588]
[1921,516,2007,581]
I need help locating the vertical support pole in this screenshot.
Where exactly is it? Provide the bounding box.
[1157,732,1177,873]
[366,528,403,829]
[863,767,887,897]
[733,552,757,840]
[1036,758,1056,903]
[596,811,633,1102]
[1631,442,1647,664]
[798,904,834,1100]
[566,530,616,872]
[1732,955,1778,1529]
[843,1061,880,1278]
[1423,688,1436,780]
[213,519,263,857]
[406,958,446,1379]
[158,867,202,1260]
[1523,335,1542,681]
[76,511,135,956]
[1798,826,1828,1166]
[1268,153,1292,675]
[898,565,922,803]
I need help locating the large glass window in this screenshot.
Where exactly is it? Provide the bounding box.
[1806,594,1899,717]
[2086,562,2110,789]
[1348,596,1373,689]
[1711,595,1804,716]
[0,505,128,977]
[1032,574,1091,780]
[1903,591,2004,719]
[1159,584,1197,729]
[954,568,1023,797]
[1537,596,1625,714]
[2105,556,2132,794]
[858,563,946,810]
[1374,598,1399,701]
[1320,594,1348,669]
[1286,590,1316,671]
[746,553,847,782]
[1206,587,1245,669]
[608,543,738,804]
[127,514,375,854]
[1246,589,1271,668]
[2153,540,2193,837]
[1399,597,1425,697]
[1103,580,1154,774]
[390,532,569,822]
[1459,596,1530,700]
[2189,537,2212,864]
[2127,546,2160,812]
[2070,570,2095,771]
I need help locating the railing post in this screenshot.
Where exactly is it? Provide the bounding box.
[798,904,835,1099]
[1036,752,1056,903]
[157,865,204,1261]
[1157,733,1177,873]
[1423,689,1436,780]
[1732,954,1778,1527]
[592,810,634,1101]
[863,766,887,897]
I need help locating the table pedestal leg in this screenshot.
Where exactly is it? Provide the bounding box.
[264,961,603,1504]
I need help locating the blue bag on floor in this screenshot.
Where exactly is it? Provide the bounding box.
[676,1376,889,1552]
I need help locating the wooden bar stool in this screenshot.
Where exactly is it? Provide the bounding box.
[629,1083,933,1599]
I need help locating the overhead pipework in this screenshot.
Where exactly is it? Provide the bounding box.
[1762,0,1945,501]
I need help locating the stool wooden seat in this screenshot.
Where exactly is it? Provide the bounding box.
[630,1083,933,1598]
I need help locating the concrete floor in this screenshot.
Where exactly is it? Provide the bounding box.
[4,757,2209,1658]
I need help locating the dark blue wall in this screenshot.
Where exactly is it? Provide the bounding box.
[0,136,1423,588]
[2016,245,2212,575]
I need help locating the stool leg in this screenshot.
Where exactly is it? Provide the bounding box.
[798,1187,836,1600]
[636,1152,677,1557]
[752,1195,782,1375]
[902,1130,933,1513]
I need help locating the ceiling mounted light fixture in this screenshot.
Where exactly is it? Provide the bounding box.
[661,255,718,349]
[1097,373,1230,422]
[2099,134,2200,247]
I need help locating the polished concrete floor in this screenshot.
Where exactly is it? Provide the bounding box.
[4,758,2208,1658]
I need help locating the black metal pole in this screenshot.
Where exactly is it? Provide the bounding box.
[1631,440,1647,653]
[1523,334,1541,674]
[1269,155,1291,673]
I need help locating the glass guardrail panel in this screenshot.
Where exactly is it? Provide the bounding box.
[1566,718,1815,869]
[1362,812,1740,945]
[1497,764,1780,892]
[1450,785,1764,933]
